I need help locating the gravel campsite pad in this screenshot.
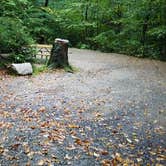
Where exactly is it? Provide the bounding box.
[0,48,166,165]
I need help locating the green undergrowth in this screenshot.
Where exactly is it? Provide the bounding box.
[32,64,78,75]
[0,62,5,68]
[32,65,48,75]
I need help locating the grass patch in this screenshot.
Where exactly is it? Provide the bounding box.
[64,64,79,73]
[33,64,48,75]
[47,63,79,73]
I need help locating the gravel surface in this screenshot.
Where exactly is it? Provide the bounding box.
[0,48,166,165]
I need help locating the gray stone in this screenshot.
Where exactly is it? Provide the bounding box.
[11,63,33,75]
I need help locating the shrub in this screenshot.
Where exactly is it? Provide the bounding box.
[0,17,35,63]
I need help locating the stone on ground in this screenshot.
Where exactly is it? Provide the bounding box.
[11,63,33,75]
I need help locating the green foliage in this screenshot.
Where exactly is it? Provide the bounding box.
[0,0,35,63]
[9,48,36,63]
[0,0,165,61]
[0,62,5,68]
[0,17,33,53]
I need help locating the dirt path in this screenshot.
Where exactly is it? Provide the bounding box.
[0,48,166,165]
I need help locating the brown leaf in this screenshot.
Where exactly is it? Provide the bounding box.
[30,126,36,129]
[68,124,80,129]
[38,106,46,113]
[101,159,111,166]
[74,138,90,146]
[25,162,31,166]
[11,143,20,150]
[101,150,109,155]
[115,153,123,162]
[112,129,118,134]
[0,146,4,154]
[75,138,82,146]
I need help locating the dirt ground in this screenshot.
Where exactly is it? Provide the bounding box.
[0,48,166,165]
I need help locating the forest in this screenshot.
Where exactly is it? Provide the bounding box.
[0,0,166,63]
[0,1,166,165]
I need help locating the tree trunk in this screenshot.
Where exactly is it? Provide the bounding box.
[161,38,166,60]
[44,0,49,7]
[141,15,149,56]
[47,38,69,68]
[84,1,89,38]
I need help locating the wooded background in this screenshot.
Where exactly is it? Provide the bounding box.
[0,0,165,62]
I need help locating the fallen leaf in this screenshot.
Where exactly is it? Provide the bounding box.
[66,144,76,150]
[64,154,72,160]
[27,151,34,159]
[126,138,132,143]
[23,143,30,154]
[38,159,45,165]
[38,106,46,113]
[101,150,109,155]
[30,126,36,129]
[93,152,100,157]
[74,138,91,147]
[101,159,111,166]
[68,124,80,129]
[0,146,4,154]
[11,143,20,150]
[136,158,142,162]
[115,153,123,162]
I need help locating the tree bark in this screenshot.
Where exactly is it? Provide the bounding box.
[47,38,69,68]
[44,0,49,7]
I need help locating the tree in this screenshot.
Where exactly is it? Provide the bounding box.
[44,0,49,7]
[0,0,165,61]
[0,0,35,63]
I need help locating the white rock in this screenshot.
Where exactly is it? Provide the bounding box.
[11,63,33,75]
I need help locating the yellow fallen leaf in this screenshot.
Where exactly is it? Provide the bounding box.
[38,106,46,112]
[101,159,111,166]
[156,157,165,161]
[27,151,34,159]
[115,153,123,162]
[136,158,142,162]
[38,159,45,166]
[68,124,80,128]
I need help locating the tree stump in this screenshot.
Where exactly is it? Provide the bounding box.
[47,38,69,68]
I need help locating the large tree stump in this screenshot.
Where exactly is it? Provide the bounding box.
[47,38,69,68]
